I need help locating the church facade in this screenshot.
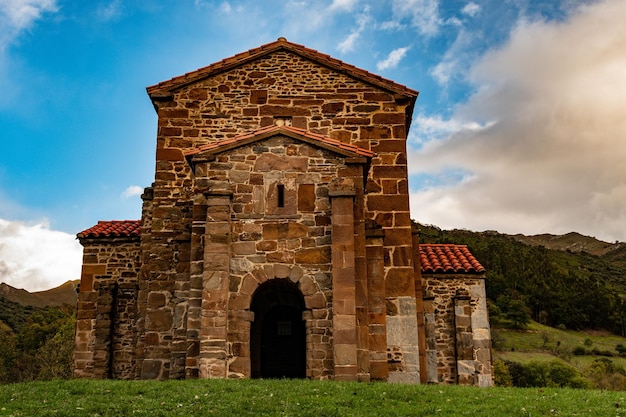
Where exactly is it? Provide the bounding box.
[74,38,492,386]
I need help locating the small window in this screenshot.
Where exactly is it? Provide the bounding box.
[274,117,292,127]
[277,321,292,336]
[277,184,285,208]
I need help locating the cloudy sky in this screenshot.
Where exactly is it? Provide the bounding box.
[1,0,624,291]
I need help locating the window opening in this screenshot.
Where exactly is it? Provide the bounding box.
[274,116,292,127]
[277,184,285,208]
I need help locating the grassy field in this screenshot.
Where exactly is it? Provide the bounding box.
[494,321,626,363]
[1,378,626,417]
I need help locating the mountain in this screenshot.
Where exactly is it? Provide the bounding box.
[510,231,623,256]
[0,280,78,307]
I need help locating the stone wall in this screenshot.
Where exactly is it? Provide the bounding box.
[186,134,368,379]
[137,49,419,381]
[422,275,492,386]
[74,238,141,379]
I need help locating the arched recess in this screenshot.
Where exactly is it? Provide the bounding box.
[250,279,306,378]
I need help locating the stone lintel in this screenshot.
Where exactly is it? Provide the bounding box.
[344,157,368,164]
[194,179,233,196]
[329,177,356,197]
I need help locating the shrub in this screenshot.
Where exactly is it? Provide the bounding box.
[573,346,587,356]
[504,359,590,389]
[585,358,626,390]
[492,359,512,387]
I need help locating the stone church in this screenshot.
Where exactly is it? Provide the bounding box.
[74,38,492,386]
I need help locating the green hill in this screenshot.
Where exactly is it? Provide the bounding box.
[417,223,626,332]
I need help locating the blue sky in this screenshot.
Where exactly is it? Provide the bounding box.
[1,0,625,291]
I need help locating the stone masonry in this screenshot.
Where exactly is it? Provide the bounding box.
[74,38,492,385]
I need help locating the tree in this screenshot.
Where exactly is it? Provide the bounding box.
[506,300,531,329]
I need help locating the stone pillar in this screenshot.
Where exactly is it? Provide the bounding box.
[111,282,139,379]
[93,282,116,379]
[366,224,387,380]
[199,180,232,378]
[352,165,369,383]
[329,178,358,381]
[73,263,105,378]
[227,310,255,378]
[422,291,438,383]
[185,187,209,378]
[454,289,475,385]
[469,281,493,387]
[412,226,427,384]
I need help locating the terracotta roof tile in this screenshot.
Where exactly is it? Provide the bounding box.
[77,220,141,239]
[419,244,485,274]
[184,125,375,158]
[147,37,418,99]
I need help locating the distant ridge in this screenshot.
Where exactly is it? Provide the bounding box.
[510,231,623,256]
[0,280,78,307]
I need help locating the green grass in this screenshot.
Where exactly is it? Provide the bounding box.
[1,379,626,417]
[494,321,626,354]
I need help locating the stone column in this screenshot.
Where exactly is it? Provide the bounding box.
[469,281,493,387]
[92,282,116,379]
[454,289,475,385]
[185,186,209,378]
[199,180,233,378]
[329,178,358,381]
[365,224,387,380]
[73,263,105,378]
[412,226,427,384]
[422,291,438,383]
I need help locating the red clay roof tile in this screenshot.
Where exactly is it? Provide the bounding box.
[147,37,418,99]
[77,220,141,239]
[419,244,485,274]
[183,125,375,158]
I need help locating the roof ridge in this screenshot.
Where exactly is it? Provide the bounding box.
[147,37,418,98]
[183,126,375,158]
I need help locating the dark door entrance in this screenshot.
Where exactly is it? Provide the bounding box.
[251,280,306,379]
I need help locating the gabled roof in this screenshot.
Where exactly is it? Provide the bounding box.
[419,244,486,274]
[147,37,419,100]
[183,125,374,160]
[77,220,141,239]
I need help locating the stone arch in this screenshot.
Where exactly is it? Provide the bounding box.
[226,264,333,379]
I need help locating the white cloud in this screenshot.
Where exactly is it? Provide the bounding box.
[121,185,143,199]
[409,113,493,149]
[337,6,370,53]
[96,0,122,21]
[0,218,82,292]
[0,0,57,52]
[461,2,480,17]
[329,0,357,12]
[391,0,441,37]
[218,1,231,13]
[429,28,474,86]
[376,46,410,70]
[409,0,626,242]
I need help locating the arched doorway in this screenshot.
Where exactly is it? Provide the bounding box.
[250,279,306,379]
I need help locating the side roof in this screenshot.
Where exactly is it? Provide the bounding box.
[147,37,419,101]
[77,220,141,239]
[419,244,486,274]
